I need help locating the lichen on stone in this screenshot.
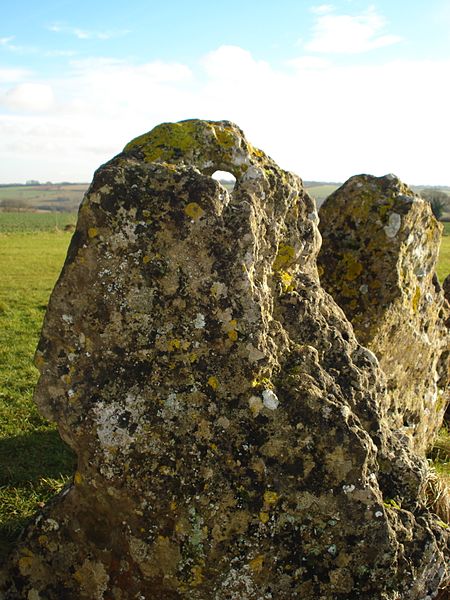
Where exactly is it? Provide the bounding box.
[0,123,448,599]
[318,174,449,454]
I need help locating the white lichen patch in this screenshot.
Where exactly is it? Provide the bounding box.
[93,392,144,453]
[359,284,369,295]
[164,392,180,412]
[262,389,279,411]
[383,212,401,238]
[342,484,355,494]
[42,518,60,532]
[194,313,206,329]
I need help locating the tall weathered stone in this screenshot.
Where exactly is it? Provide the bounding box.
[318,174,450,454]
[0,123,448,599]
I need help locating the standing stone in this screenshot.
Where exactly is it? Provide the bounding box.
[318,174,450,454]
[0,122,448,599]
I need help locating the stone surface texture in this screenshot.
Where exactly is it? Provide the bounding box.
[0,122,448,599]
[318,174,450,454]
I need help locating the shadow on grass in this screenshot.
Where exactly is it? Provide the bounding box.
[0,428,75,486]
[0,429,76,562]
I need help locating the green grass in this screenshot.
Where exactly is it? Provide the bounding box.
[0,231,76,560]
[0,211,77,233]
[429,426,450,484]
[0,214,449,563]
[305,184,339,206]
[437,222,450,282]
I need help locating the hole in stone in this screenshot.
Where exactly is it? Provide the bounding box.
[212,170,236,193]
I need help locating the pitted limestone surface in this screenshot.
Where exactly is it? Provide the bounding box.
[0,122,448,599]
[318,174,450,454]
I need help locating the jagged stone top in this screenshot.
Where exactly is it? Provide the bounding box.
[123,119,271,178]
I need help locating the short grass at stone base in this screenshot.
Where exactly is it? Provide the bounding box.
[0,214,449,563]
[0,230,76,560]
[437,222,450,281]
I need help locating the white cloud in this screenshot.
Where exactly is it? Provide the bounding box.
[305,7,402,54]
[0,47,449,186]
[48,23,130,40]
[311,4,335,15]
[0,36,15,47]
[0,68,29,83]
[2,83,55,112]
[201,45,272,79]
[44,49,78,58]
[288,55,331,70]
[0,35,35,53]
[69,57,191,83]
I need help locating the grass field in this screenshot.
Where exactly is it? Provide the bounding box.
[0,211,77,233]
[0,229,76,559]
[0,212,449,562]
[438,222,450,282]
[304,184,339,207]
[0,184,87,213]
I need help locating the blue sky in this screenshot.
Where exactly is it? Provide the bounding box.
[1,0,450,184]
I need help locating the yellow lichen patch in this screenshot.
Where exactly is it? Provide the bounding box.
[34,354,45,369]
[279,270,294,292]
[273,244,296,271]
[18,556,35,576]
[170,500,177,511]
[124,120,202,163]
[259,511,270,524]
[222,319,238,341]
[74,471,83,485]
[227,329,238,342]
[412,286,421,312]
[87,227,98,239]
[214,126,236,149]
[184,202,205,220]
[73,569,83,584]
[208,376,219,390]
[251,376,273,389]
[263,490,279,506]
[159,465,174,476]
[340,281,359,299]
[342,253,363,281]
[249,144,266,159]
[167,339,182,352]
[143,255,151,264]
[249,554,264,573]
[189,565,205,587]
